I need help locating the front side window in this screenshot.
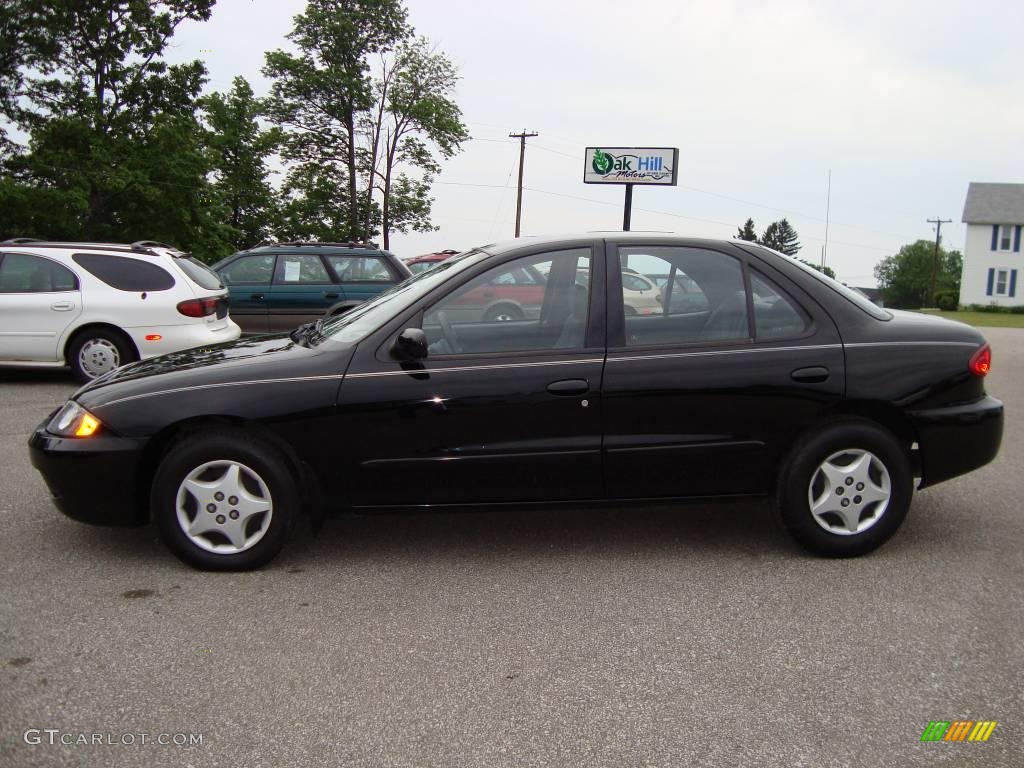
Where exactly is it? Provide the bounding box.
[274,254,330,284]
[618,247,745,346]
[0,253,78,293]
[72,253,174,291]
[327,255,394,282]
[221,254,275,284]
[423,248,591,355]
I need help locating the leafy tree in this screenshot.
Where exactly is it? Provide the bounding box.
[874,240,963,309]
[760,218,801,255]
[799,260,836,279]
[363,37,468,248]
[201,77,283,253]
[0,0,223,255]
[735,218,757,241]
[264,0,408,242]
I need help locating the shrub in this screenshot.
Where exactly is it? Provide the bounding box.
[934,291,958,311]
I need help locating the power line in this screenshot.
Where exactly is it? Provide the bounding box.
[508,130,538,238]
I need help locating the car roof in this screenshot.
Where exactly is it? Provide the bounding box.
[481,232,742,256]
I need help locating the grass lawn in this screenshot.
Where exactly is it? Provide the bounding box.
[915,310,1024,328]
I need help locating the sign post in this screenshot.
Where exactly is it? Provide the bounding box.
[584,147,679,232]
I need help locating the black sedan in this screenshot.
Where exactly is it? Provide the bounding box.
[29,235,1003,570]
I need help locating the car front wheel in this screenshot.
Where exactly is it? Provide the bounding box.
[68,328,137,383]
[152,430,298,570]
[776,419,912,557]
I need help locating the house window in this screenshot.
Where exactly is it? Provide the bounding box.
[994,269,1009,296]
[999,225,1013,251]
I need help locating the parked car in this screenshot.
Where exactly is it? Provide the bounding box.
[404,249,459,274]
[0,239,239,382]
[211,241,412,335]
[30,234,1003,570]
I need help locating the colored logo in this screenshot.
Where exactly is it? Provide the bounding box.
[920,720,997,742]
[592,149,613,175]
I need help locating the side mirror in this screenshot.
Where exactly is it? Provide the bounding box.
[391,327,428,361]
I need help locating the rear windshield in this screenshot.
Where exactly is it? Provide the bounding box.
[742,244,891,321]
[176,257,223,290]
[72,253,175,292]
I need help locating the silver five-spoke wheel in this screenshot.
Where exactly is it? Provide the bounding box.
[78,338,121,379]
[807,448,891,536]
[176,460,273,554]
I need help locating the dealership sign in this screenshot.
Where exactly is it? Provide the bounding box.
[584,147,679,186]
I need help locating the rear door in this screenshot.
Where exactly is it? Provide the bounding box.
[267,253,335,332]
[0,252,82,361]
[601,240,845,498]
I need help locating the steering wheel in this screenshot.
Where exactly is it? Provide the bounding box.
[436,310,462,353]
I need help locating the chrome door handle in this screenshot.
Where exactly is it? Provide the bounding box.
[50,301,75,311]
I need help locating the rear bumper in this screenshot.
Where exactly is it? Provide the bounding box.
[910,395,1004,488]
[28,421,148,527]
[125,319,241,361]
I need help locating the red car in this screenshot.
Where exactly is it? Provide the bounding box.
[403,249,459,275]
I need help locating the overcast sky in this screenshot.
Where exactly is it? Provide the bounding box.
[168,0,1024,285]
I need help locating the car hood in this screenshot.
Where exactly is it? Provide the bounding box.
[73,333,353,411]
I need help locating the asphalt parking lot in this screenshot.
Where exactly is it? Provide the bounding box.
[1,329,1022,768]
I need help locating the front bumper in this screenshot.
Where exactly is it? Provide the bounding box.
[28,419,149,527]
[910,395,1004,489]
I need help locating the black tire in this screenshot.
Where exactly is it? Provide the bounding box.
[776,419,912,558]
[484,303,524,322]
[152,430,299,571]
[67,328,137,383]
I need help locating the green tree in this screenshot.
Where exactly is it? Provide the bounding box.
[760,218,801,255]
[874,240,963,309]
[264,0,408,242]
[201,77,283,253]
[0,0,222,254]
[735,217,757,241]
[799,260,836,279]
[363,37,468,248]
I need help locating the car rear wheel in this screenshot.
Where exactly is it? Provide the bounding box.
[776,419,912,557]
[68,328,137,383]
[153,430,298,570]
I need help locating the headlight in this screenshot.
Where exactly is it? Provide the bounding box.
[48,401,103,438]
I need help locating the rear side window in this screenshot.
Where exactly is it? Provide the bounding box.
[750,271,809,339]
[327,255,395,282]
[275,254,331,284]
[176,257,223,290]
[0,253,78,292]
[72,253,175,292]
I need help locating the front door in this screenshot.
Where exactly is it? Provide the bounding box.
[338,243,606,507]
[0,252,82,361]
[602,241,845,498]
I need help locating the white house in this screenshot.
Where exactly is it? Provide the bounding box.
[960,182,1022,305]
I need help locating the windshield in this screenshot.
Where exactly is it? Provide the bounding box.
[319,248,488,343]
[743,244,891,321]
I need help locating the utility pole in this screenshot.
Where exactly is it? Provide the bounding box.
[926,217,952,306]
[509,130,537,237]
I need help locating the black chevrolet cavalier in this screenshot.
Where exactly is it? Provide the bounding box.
[29,235,1003,570]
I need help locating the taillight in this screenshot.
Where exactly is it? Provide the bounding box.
[969,344,991,377]
[176,298,218,318]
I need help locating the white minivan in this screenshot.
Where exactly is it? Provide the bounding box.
[0,239,241,381]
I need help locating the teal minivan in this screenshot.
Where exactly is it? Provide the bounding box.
[212,242,412,335]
